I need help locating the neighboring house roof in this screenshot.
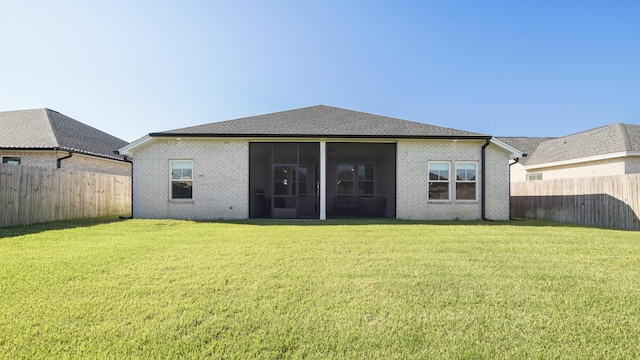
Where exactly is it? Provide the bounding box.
[498,123,640,168]
[151,105,490,138]
[496,137,557,166]
[0,108,128,161]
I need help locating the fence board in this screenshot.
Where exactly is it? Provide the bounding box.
[0,163,131,227]
[511,174,640,231]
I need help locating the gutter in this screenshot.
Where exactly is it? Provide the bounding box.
[114,151,134,219]
[0,146,127,162]
[508,156,522,220]
[480,138,524,221]
[56,150,73,168]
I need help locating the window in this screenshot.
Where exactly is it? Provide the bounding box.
[527,173,543,181]
[337,163,374,196]
[170,160,193,200]
[357,163,374,195]
[298,166,307,197]
[1,156,21,165]
[455,162,477,200]
[428,162,450,200]
[337,163,354,195]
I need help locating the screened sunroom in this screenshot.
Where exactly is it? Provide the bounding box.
[249,142,396,219]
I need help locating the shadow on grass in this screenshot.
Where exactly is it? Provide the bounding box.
[0,217,591,239]
[0,217,127,239]
[211,217,585,228]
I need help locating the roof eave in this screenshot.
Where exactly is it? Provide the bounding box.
[0,146,126,161]
[118,134,153,156]
[490,138,525,159]
[0,146,58,151]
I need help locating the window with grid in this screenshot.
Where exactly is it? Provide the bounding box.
[455,162,477,200]
[337,163,374,196]
[428,162,450,200]
[170,160,193,200]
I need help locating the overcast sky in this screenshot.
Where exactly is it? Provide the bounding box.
[1,0,639,142]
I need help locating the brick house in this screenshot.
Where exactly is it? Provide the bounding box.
[0,108,131,176]
[499,123,640,182]
[119,105,521,220]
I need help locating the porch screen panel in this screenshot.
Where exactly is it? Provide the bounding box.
[357,163,374,195]
[337,163,354,195]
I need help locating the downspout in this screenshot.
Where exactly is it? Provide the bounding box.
[56,150,73,168]
[508,157,520,220]
[118,153,134,219]
[481,139,491,221]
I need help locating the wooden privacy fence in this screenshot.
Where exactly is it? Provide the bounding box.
[511,174,640,231]
[0,163,131,227]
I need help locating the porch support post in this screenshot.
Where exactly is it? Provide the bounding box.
[319,140,327,220]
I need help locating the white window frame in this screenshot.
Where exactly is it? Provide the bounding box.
[455,161,478,202]
[1,155,21,165]
[428,161,451,201]
[170,160,194,201]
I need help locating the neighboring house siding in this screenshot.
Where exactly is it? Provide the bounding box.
[512,157,640,183]
[0,150,57,167]
[0,150,131,176]
[60,153,131,176]
[396,140,509,220]
[525,158,626,180]
[510,163,527,182]
[132,139,249,220]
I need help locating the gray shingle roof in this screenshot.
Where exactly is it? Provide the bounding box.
[496,137,557,165]
[152,105,489,139]
[498,123,640,166]
[0,108,129,160]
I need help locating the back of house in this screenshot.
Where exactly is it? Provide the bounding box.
[120,105,522,221]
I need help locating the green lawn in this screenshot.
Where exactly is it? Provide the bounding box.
[1,218,639,359]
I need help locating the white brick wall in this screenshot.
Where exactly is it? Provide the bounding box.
[485,143,511,220]
[396,140,511,220]
[130,138,511,221]
[131,138,249,220]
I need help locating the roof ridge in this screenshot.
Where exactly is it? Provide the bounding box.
[41,108,61,147]
[559,123,616,139]
[616,123,633,151]
[152,105,488,138]
[194,105,327,128]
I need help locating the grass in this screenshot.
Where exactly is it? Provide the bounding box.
[1,218,639,359]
